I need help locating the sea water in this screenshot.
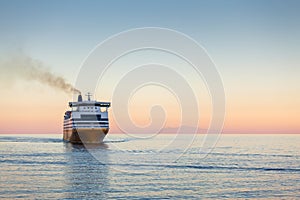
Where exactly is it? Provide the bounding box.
[0,134,299,199]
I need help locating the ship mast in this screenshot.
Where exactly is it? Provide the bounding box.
[85,92,92,101]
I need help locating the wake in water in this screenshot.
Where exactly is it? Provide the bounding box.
[0,136,62,143]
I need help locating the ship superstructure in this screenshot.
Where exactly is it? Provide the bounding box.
[63,93,111,143]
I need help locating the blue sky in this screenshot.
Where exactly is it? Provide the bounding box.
[1,1,299,90]
[1,0,299,74]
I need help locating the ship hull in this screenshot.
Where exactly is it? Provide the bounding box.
[63,128,108,144]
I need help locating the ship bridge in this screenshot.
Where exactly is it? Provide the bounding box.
[68,93,111,112]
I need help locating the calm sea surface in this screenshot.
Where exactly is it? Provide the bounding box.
[0,134,299,199]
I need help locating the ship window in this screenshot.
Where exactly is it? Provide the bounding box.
[81,114,101,120]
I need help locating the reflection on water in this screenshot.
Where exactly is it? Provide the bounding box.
[0,136,111,199]
[63,143,110,199]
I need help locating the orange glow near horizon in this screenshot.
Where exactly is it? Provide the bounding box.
[0,79,299,134]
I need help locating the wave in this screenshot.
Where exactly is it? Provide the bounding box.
[0,136,62,143]
[1,156,299,173]
[200,152,296,158]
[105,136,149,144]
[0,136,141,144]
[105,163,300,172]
[2,158,299,172]
[185,147,297,158]
[0,159,68,165]
[105,139,130,143]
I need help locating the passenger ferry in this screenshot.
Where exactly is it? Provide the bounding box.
[63,93,111,143]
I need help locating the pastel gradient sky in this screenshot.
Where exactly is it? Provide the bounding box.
[0,0,299,134]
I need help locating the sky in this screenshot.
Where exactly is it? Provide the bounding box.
[0,0,299,134]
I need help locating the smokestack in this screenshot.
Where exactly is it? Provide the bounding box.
[78,93,83,102]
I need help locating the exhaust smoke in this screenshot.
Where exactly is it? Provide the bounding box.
[0,52,80,94]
